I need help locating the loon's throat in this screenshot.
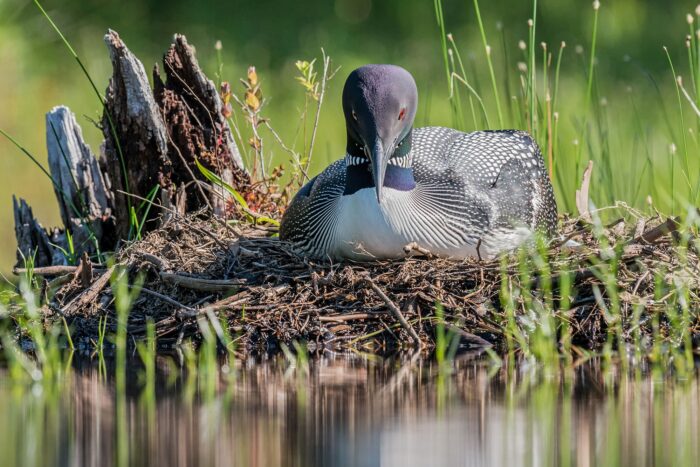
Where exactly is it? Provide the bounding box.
[344,163,416,195]
[343,130,415,195]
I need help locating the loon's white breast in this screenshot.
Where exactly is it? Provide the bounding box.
[331,187,409,260]
[330,186,489,260]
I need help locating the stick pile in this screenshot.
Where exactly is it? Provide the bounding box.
[17,210,697,352]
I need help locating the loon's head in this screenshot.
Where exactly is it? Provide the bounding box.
[342,64,417,203]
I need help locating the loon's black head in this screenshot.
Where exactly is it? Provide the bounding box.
[342,64,417,202]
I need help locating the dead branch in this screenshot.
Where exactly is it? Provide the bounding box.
[362,274,422,345]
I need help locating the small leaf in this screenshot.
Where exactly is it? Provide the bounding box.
[220,81,231,97]
[247,66,258,86]
[245,90,260,111]
[295,60,309,73]
[253,215,280,226]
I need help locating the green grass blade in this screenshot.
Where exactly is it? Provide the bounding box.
[34,0,133,225]
[473,0,504,128]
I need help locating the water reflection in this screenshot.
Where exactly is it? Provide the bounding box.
[0,352,698,467]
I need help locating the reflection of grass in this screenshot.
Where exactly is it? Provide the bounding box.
[0,351,698,467]
[281,340,310,376]
[136,318,155,391]
[433,303,458,370]
[111,266,142,392]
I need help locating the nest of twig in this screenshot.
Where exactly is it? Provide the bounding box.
[24,206,699,354]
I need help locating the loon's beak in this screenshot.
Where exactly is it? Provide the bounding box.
[370,138,388,203]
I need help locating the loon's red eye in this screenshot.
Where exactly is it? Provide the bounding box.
[398,108,406,120]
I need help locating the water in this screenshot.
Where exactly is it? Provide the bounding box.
[0,351,698,467]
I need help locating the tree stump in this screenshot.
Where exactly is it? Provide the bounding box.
[154,34,250,217]
[13,30,254,268]
[46,106,114,258]
[102,29,171,240]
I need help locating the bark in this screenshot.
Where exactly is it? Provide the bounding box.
[102,29,171,239]
[154,34,250,216]
[13,197,58,267]
[102,30,251,235]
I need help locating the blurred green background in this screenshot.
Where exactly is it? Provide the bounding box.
[1,0,699,273]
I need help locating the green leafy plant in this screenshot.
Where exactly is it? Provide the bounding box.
[195,158,280,226]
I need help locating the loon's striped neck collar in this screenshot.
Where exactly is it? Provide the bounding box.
[343,131,415,196]
[346,130,413,161]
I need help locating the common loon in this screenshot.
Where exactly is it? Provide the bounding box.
[280,64,557,261]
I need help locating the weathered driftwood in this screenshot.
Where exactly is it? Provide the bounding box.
[46,106,114,258]
[60,266,115,318]
[47,106,112,226]
[13,107,115,268]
